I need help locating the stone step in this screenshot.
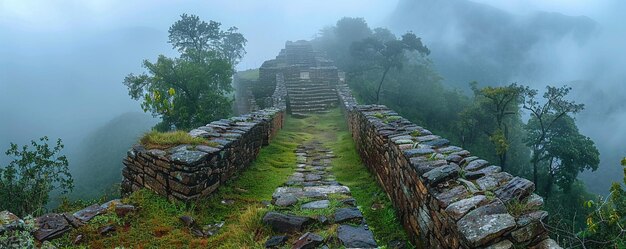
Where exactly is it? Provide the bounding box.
[289,102,336,109]
[289,99,338,105]
[290,106,332,113]
[287,88,337,95]
[289,95,338,101]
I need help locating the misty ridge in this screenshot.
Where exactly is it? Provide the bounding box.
[0,0,625,247]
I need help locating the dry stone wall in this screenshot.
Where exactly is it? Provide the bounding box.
[336,84,561,249]
[121,78,288,202]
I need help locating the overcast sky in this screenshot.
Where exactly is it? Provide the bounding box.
[1,0,624,193]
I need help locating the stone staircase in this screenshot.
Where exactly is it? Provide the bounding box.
[286,78,339,118]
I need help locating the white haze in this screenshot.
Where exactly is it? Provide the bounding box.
[1,0,624,195]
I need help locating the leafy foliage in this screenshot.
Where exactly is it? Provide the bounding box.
[0,137,73,216]
[0,215,36,248]
[124,14,246,131]
[351,31,430,103]
[581,158,626,248]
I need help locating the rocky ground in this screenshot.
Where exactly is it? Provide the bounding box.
[262,142,378,248]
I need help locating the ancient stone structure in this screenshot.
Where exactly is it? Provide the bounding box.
[259,40,340,118]
[121,75,288,202]
[336,83,561,248]
[120,108,285,202]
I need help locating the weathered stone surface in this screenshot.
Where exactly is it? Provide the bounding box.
[465,165,502,180]
[458,178,480,193]
[484,240,513,249]
[337,225,378,248]
[422,138,450,148]
[62,213,84,228]
[494,177,535,203]
[465,159,489,171]
[334,207,364,223]
[262,212,311,233]
[304,174,322,182]
[526,194,544,209]
[341,198,357,206]
[403,148,435,157]
[265,235,288,248]
[457,212,516,247]
[438,146,463,154]
[114,204,136,217]
[477,172,513,191]
[303,185,349,195]
[445,195,488,221]
[34,213,72,241]
[274,194,298,207]
[169,150,208,165]
[195,145,220,154]
[189,129,210,138]
[434,185,470,207]
[292,232,324,249]
[73,204,106,222]
[98,225,115,236]
[301,200,330,209]
[530,239,563,249]
[422,164,460,186]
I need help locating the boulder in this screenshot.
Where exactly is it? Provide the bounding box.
[457,212,516,247]
[337,225,378,248]
[530,239,563,249]
[262,212,311,233]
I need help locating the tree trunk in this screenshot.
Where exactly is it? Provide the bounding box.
[375,66,391,104]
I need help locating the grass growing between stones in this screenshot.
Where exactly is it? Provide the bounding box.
[53,115,311,248]
[140,130,217,149]
[321,109,415,248]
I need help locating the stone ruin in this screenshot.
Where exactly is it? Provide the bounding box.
[336,83,562,248]
[259,40,341,118]
[120,76,288,202]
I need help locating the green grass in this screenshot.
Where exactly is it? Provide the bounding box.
[51,109,411,248]
[321,109,414,248]
[140,130,218,149]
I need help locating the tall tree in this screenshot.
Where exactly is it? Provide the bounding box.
[0,137,73,216]
[529,114,599,195]
[124,14,246,130]
[522,85,585,185]
[351,32,430,103]
[467,82,526,170]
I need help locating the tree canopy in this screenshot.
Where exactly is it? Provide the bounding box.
[124,14,246,130]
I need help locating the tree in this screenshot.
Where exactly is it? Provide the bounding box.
[351,32,430,103]
[528,115,599,195]
[0,137,73,216]
[466,82,526,170]
[168,13,247,65]
[124,14,246,130]
[522,85,585,186]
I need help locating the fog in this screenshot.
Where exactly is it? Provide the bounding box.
[1,0,624,198]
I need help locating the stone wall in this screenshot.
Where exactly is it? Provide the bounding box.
[121,75,288,202]
[121,108,285,202]
[336,84,561,249]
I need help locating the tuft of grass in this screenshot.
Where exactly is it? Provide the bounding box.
[410,130,421,137]
[140,130,217,149]
[506,199,540,217]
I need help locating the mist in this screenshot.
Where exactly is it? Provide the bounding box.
[1,0,624,201]
[388,0,626,194]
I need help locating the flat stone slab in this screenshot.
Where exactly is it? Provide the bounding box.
[337,225,378,248]
[301,200,330,209]
[304,174,322,182]
[34,213,72,241]
[334,207,363,223]
[494,177,535,203]
[265,235,288,248]
[293,232,324,249]
[303,185,350,195]
[445,195,488,221]
[73,204,106,222]
[423,164,460,186]
[457,213,516,247]
[262,212,311,233]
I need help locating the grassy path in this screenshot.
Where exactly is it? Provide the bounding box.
[55,109,411,248]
